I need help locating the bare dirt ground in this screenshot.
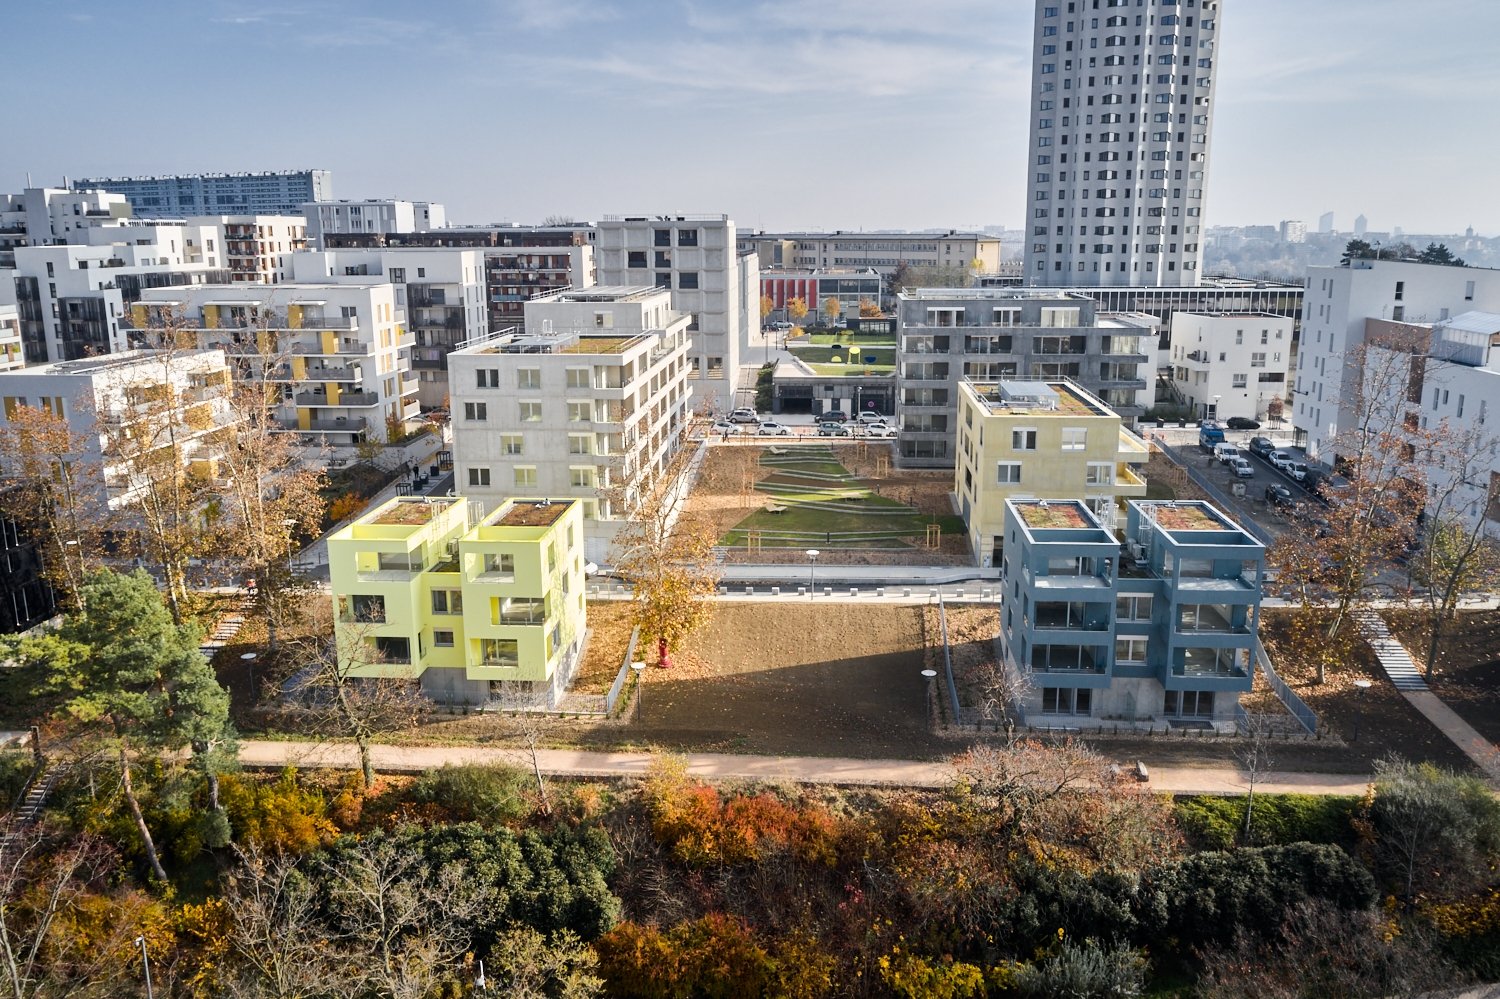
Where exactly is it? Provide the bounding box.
[570,601,636,695]
[1261,609,1477,772]
[1386,608,1500,746]
[575,602,946,759]
[687,443,970,565]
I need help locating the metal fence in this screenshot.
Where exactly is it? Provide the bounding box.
[605,627,640,716]
[1256,644,1319,734]
[935,597,964,724]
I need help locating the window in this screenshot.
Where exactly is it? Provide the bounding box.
[463,401,487,421]
[593,311,613,328]
[678,272,699,290]
[567,402,591,423]
[1165,690,1215,718]
[514,466,537,487]
[483,552,514,576]
[1061,427,1087,451]
[997,462,1023,484]
[517,368,541,389]
[481,638,519,666]
[1085,462,1112,486]
[570,467,593,488]
[677,229,698,246]
[1116,594,1151,620]
[1231,373,1248,388]
[567,434,592,455]
[433,630,455,648]
[500,434,523,455]
[1250,353,1266,368]
[467,467,490,487]
[1041,687,1092,715]
[1115,638,1147,663]
[653,228,671,247]
[431,589,463,614]
[348,594,385,623]
[519,401,542,422]
[565,368,590,389]
[627,251,646,268]
[1012,428,1038,451]
[476,368,499,388]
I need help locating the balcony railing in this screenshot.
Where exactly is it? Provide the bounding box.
[297,315,357,330]
[275,416,368,433]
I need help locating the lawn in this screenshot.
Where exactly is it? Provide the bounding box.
[789,345,895,374]
[807,331,897,346]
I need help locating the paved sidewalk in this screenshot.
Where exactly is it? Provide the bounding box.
[238,739,1375,796]
[1357,611,1500,780]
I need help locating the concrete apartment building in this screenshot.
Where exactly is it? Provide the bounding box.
[894,288,1154,467]
[1168,312,1293,421]
[323,227,595,337]
[954,380,1150,565]
[328,495,587,707]
[1292,260,1500,460]
[0,305,24,373]
[72,171,333,219]
[1022,1,1223,287]
[0,348,235,509]
[8,227,230,363]
[741,231,1004,280]
[760,268,883,320]
[204,215,308,283]
[134,282,417,458]
[447,287,693,562]
[303,199,446,248]
[998,497,1263,729]
[0,187,134,265]
[291,248,488,408]
[595,215,753,411]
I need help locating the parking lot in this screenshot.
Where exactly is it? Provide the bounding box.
[1148,424,1319,543]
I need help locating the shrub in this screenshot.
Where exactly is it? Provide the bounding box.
[596,915,774,999]
[219,769,337,854]
[1174,794,1361,850]
[1014,937,1147,999]
[1362,757,1500,900]
[409,763,530,826]
[878,945,988,999]
[0,748,35,808]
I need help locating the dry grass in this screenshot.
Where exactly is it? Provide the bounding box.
[496,501,568,527]
[572,601,638,695]
[370,499,454,525]
[1017,502,1093,530]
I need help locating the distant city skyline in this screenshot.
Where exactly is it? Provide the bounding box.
[6,0,1500,235]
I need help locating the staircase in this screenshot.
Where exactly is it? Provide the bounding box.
[1,763,56,858]
[1354,610,1429,692]
[199,596,254,659]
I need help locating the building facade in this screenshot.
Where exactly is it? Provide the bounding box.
[303,199,446,248]
[760,268,883,319]
[0,187,134,265]
[1292,260,1500,460]
[198,215,308,284]
[328,495,587,707]
[955,380,1150,565]
[134,282,418,459]
[1022,1,1223,287]
[740,231,1003,280]
[596,215,750,412]
[895,288,1153,467]
[447,287,693,562]
[1168,312,1293,421]
[0,305,24,373]
[72,171,332,219]
[999,497,1262,729]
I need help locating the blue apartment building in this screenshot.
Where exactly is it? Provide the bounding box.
[998,497,1265,729]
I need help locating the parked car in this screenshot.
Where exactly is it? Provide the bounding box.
[729,408,760,424]
[756,420,793,436]
[1286,461,1309,482]
[1225,416,1262,430]
[1213,443,1241,465]
[1268,450,1294,471]
[862,425,898,439]
[1229,457,1255,478]
[1265,483,1295,508]
[816,410,848,423]
[856,411,888,424]
[1247,436,1277,459]
[711,420,739,436]
[816,423,852,437]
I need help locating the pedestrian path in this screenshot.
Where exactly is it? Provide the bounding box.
[1355,610,1429,691]
[1357,610,1500,780]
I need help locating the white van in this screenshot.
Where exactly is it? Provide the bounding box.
[1213,443,1241,465]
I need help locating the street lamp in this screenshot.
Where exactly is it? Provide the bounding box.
[920,668,938,718]
[136,936,154,999]
[1352,679,1373,743]
[476,959,487,991]
[806,549,820,597]
[240,652,258,694]
[630,661,647,722]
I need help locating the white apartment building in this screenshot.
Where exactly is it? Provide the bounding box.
[133,282,417,459]
[0,348,235,509]
[291,248,488,408]
[73,171,333,219]
[741,231,1004,279]
[1023,0,1223,287]
[595,215,750,412]
[1169,312,1293,422]
[1293,260,1500,460]
[1280,220,1307,244]
[303,200,446,248]
[447,286,693,562]
[187,215,308,284]
[0,187,134,265]
[8,227,229,363]
[0,305,23,373]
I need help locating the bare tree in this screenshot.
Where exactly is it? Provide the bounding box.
[0,830,111,999]
[965,658,1030,745]
[1236,714,1277,842]
[498,680,552,816]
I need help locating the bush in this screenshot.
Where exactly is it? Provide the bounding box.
[1014,937,1147,999]
[409,763,530,826]
[1363,758,1500,900]
[0,748,35,809]
[219,769,337,854]
[1174,794,1361,850]
[596,915,774,999]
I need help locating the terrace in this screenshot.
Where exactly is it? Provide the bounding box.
[966,379,1109,417]
[369,498,456,527]
[495,500,569,528]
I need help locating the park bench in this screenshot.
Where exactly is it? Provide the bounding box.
[768,446,789,456]
[764,503,788,513]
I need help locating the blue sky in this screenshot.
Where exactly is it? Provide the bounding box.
[6,0,1499,234]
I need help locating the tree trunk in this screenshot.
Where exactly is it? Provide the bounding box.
[657,635,671,670]
[528,742,550,816]
[118,747,168,882]
[357,738,374,790]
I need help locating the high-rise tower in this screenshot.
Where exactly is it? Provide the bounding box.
[1023,1,1222,288]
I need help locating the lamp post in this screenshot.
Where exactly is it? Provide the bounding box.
[920,668,938,719]
[240,652,258,695]
[806,549,820,597]
[136,936,154,999]
[1352,679,1373,743]
[476,959,487,991]
[631,661,647,722]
